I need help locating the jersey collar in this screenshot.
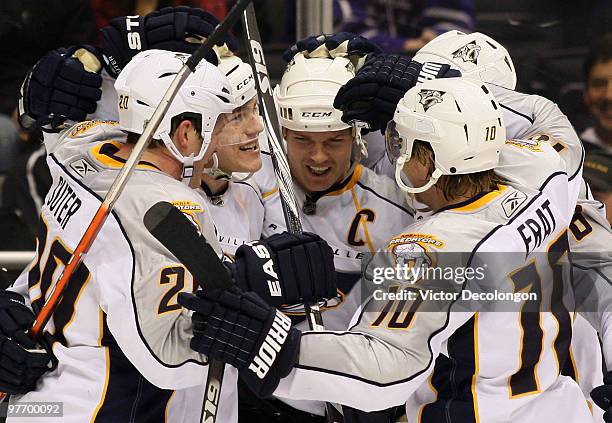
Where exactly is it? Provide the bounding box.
[436,185,508,214]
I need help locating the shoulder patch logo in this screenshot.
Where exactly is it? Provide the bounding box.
[171,200,203,230]
[171,200,203,213]
[452,41,481,64]
[387,233,445,250]
[501,190,528,218]
[505,137,545,152]
[70,120,118,137]
[418,90,445,112]
[69,158,98,178]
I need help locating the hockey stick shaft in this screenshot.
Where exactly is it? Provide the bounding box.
[241,2,326,333]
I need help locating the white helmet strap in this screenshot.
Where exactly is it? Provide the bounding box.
[159,130,213,185]
[394,155,443,194]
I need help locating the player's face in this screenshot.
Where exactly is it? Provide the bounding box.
[584,60,612,131]
[214,98,264,173]
[285,128,354,192]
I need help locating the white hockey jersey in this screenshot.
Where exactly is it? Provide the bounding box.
[8,121,238,423]
[196,180,264,257]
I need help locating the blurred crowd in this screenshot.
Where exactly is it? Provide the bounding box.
[0,0,610,265]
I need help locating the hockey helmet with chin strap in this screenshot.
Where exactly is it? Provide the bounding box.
[114,49,236,184]
[413,31,517,90]
[386,77,506,194]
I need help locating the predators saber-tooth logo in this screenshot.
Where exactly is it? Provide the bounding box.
[418,89,445,112]
[452,41,481,65]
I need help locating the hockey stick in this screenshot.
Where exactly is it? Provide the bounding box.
[144,201,233,423]
[241,5,344,422]
[241,1,325,333]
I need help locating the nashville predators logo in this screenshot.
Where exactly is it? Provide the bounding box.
[452,41,481,65]
[418,89,445,112]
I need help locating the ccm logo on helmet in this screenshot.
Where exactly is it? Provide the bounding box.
[248,310,292,378]
[237,75,254,91]
[301,111,333,118]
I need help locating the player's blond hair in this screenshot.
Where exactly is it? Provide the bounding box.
[412,141,505,201]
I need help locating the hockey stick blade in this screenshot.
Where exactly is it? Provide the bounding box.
[144,201,232,290]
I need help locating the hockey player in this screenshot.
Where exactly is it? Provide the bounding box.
[178,77,595,422]
[254,52,414,311]
[331,29,612,420]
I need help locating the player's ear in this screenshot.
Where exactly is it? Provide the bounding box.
[172,119,195,150]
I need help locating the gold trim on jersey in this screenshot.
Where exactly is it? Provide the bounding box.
[327,164,363,197]
[90,141,160,171]
[451,185,508,213]
[164,390,177,422]
[417,371,439,423]
[59,269,92,336]
[261,187,279,199]
[471,312,481,423]
[349,189,375,251]
[90,346,111,423]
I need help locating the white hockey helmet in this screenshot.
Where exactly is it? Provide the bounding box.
[274,53,355,132]
[413,31,517,90]
[386,77,506,194]
[114,50,236,180]
[217,54,256,107]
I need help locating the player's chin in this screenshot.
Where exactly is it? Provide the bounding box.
[301,165,337,192]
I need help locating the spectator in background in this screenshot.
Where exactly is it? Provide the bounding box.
[333,0,475,53]
[0,0,97,175]
[89,0,227,34]
[583,151,612,226]
[581,33,612,153]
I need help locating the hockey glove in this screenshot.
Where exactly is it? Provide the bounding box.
[592,371,612,422]
[178,289,301,398]
[0,291,55,394]
[19,45,103,131]
[232,232,337,307]
[333,54,461,133]
[282,32,382,63]
[101,6,237,78]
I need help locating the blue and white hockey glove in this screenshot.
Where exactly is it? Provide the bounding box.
[231,232,337,307]
[0,291,55,394]
[19,45,103,131]
[592,371,612,422]
[101,6,237,78]
[333,54,461,133]
[178,288,301,398]
[282,32,382,62]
